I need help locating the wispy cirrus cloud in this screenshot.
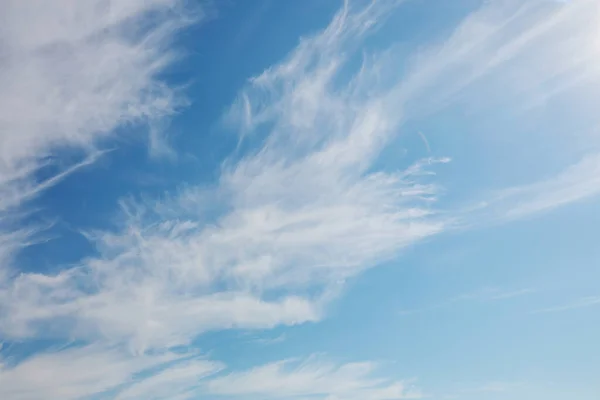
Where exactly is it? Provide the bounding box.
[0,0,201,347]
[399,0,600,116]
[206,357,423,400]
[534,295,600,313]
[1,0,599,398]
[396,0,600,226]
[0,0,193,165]
[0,0,447,353]
[0,0,196,274]
[114,358,223,400]
[0,1,439,397]
[469,153,600,223]
[0,0,213,397]
[0,345,205,400]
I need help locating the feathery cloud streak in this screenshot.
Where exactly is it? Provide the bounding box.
[0,1,443,397]
[207,357,423,400]
[0,0,195,276]
[0,345,217,400]
[0,0,447,351]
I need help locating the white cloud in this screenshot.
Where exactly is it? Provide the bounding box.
[0,0,193,165]
[2,0,599,398]
[0,1,216,397]
[0,0,195,275]
[0,345,190,400]
[454,287,536,302]
[399,0,600,117]
[0,265,320,350]
[4,0,597,355]
[0,2,440,397]
[499,154,600,218]
[206,357,423,400]
[0,0,446,353]
[466,153,600,223]
[399,0,600,224]
[115,359,223,400]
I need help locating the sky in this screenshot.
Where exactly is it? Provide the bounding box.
[0,0,599,399]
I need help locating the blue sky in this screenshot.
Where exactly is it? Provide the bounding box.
[0,0,599,399]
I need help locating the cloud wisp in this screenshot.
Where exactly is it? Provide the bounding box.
[0,0,448,352]
[206,357,423,400]
[469,153,600,223]
[399,0,600,117]
[0,1,442,397]
[534,295,600,313]
[0,344,215,400]
[0,0,196,276]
